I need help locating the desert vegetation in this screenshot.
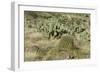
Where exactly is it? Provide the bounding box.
[24,11,90,61]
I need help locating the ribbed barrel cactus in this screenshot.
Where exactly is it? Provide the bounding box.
[58,34,79,50]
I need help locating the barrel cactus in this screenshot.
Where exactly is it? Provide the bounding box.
[58,35,73,49]
[58,34,80,51]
